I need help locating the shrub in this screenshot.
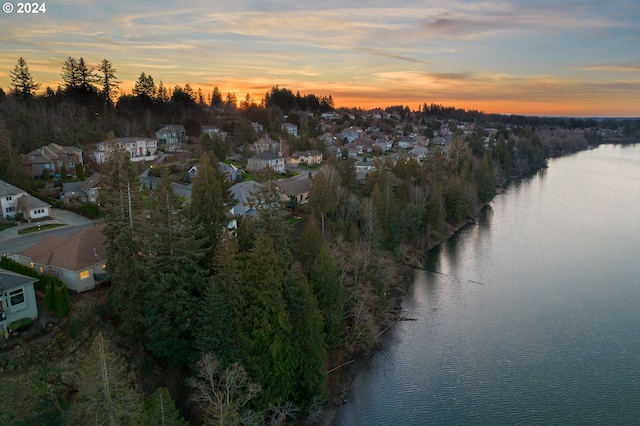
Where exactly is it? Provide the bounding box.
[45,284,55,311]
[78,203,100,219]
[54,286,70,319]
[9,317,34,331]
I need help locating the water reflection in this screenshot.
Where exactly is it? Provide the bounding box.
[334,144,640,426]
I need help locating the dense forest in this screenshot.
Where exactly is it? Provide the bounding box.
[1,56,640,425]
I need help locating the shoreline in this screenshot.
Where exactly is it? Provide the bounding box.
[315,141,621,424]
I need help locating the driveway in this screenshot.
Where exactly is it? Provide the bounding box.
[0,208,96,255]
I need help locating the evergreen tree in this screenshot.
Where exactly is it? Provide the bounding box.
[426,188,446,240]
[307,172,336,235]
[101,142,145,336]
[211,87,223,106]
[132,72,156,99]
[188,152,232,268]
[157,81,169,103]
[74,333,143,425]
[250,181,290,262]
[195,272,237,365]
[445,175,469,223]
[309,243,345,348]
[297,215,323,276]
[237,235,295,404]
[283,265,328,407]
[143,387,188,426]
[75,163,85,180]
[9,57,40,98]
[140,169,206,367]
[0,124,33,189]
[96,59,120,103]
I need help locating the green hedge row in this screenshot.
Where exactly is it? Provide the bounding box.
[0,257,71,319]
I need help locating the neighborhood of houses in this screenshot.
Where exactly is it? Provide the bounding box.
[1,111,493,332]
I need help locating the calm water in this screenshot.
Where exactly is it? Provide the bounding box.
[334,144,640,425]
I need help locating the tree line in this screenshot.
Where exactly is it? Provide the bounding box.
[0,57,335,156]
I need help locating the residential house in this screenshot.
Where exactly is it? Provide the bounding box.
[408,146,428,160]
[0,268,39,332]
[374,139,393,152]
[251,122,264,134]
[201,125,227,139]
[291,150,323,165]
[338,126,363,143]
[155,125,187,147]
[253,136,280,155]
[321,111,340,120]
[229,180,262,217]
[397,139,413,149]
[0,180,51,221]
[282,123,298,136]
[247,152,285,173]
[275,176,313,205]
[189,163,242,183]
[318,133,339,146]
[11,225,107,293]
[23,143,83,177]
[91,138,158,164]
[62,173,102,204]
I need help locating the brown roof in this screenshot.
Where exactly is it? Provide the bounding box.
[275,177,313,197]
[18,225,107,272]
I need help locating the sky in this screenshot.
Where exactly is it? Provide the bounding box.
[0,0,639,117]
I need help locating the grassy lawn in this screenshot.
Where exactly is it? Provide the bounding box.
[286,216,302,225]
[18,224,65,235]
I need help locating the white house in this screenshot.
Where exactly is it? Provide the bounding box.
[0,180,51,221]
[247,152,285,173]
[282,123,298,136]
[0,268,39,332]
[91,138,158,164]
[11,225,107,293]
[201,125,227,139]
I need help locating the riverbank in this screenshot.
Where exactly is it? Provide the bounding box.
[317,138,613,425]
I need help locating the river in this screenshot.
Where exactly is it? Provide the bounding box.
[334,143,640,425]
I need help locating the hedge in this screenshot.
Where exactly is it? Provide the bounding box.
[0,256,71,319]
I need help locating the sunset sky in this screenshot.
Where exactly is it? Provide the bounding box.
[1,0,639,117]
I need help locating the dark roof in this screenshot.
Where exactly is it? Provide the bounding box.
[0,268,38,292]
[275,177,313,196]
[251,152,282,160]
[80,173,102,191]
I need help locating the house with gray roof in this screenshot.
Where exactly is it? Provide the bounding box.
[155,124,187,146]
[247,152,285,173]
[0,180,51,222]
[22,143,83,178]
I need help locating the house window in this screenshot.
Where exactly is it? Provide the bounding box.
[79,270,90,280]
[9,288,25,307]
[39,266,44,273]
[6,196,12,201]
[5,207,15,213]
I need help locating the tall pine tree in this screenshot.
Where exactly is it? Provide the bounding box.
[139,169,206,367]
[101,143,145,337]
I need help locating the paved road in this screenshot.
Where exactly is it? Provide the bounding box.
[0,208,96,256]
